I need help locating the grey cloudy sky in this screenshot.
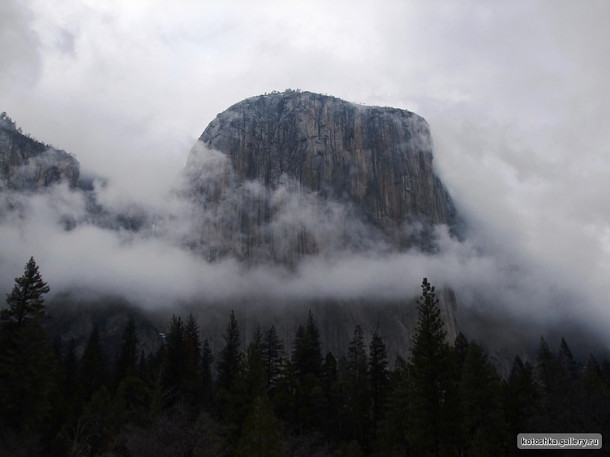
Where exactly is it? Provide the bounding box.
[2,0,610,342]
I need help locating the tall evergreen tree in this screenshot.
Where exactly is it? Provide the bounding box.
[79,325,108,403]
[532,336,577,432]
[162,315,186,403]
[458,341,508,457]
[263,324,285,391]
[217,310,242,393]
[554,337,582,430]
[63,338,79,404]
[321,351,341,442]
[1,257,49,329]
[0,257,54,435]
[184,314,202,369]
[201,338,214,409]
[504,355,539,437]
[292,310,323,379]
[580,354,610,439]
[291,310,324,432]
[114,316,139,388]
[344,325,371,448]
[558,337,579,379]
[408,278,458,457]
[216,310,243,425]
[368,330,389,440]
[377,356,410,456]
[183,313,203,406]
[245,326,266,399]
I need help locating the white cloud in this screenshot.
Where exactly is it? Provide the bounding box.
[2,0,610,346]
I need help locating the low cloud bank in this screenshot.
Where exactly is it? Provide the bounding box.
[1,144,605,354]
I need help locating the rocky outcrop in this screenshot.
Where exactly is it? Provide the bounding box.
[0,112,80,191]
[185,90,458,263]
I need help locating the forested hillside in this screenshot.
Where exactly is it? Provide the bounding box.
[1,259,608,456]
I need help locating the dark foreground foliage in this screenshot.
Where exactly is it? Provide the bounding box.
[1,262,609,456]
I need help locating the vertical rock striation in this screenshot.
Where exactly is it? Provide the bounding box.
[185,90,458,263]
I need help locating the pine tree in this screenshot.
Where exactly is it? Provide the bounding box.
[183,314,203,407]
[368,330,389,440]
[185,314,202,369]
[558,337,579,379]
[216,310,243,425]
[201,338,214,409]
[292,310,323,379]
[554,337,581,430]
[377,356,410,456]
[63,338,79,404]
[263,324,285,391]
[504,355,539,437]
[79,325,108,403]
[458,341,508,457]
[532,336,573,432]
[291,310,324,432]
[580,354,610,438]
[535,336,555,394]
[1,257,50,329]
[408,278,458,457]
[344,325,371,448]
[114,316,139,388]
[162,315,186,403]
[321,351,341,441]
[245,326,266,399]
[217,310,242,393]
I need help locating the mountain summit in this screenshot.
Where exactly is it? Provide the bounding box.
[184,90,459,264]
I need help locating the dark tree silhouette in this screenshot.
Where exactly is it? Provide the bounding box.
[368,330,389,438]
[0,258,55,450]
[114,316,139,388]
[1,257,50,329]
[263,324,285,390]
[408,278,458,457]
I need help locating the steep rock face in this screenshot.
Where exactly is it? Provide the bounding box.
[0,113,80,191]
[185,91,458,263]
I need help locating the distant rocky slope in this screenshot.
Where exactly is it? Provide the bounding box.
[0,95,461,357]
[0,112,79,191]
[185,90,458,264]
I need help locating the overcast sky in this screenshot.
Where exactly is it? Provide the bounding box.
[2,0,610,343]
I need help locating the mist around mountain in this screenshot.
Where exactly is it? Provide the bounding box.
[2,91,610,455]
[0,92,607,364]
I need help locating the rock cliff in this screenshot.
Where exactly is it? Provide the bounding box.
[0,113,79,191]
[185,90,458,263]
[0,98,461,358]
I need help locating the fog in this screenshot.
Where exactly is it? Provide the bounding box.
[1,0,610,351]
[0,142,596,345]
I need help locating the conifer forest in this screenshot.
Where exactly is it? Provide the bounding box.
[1,258,608,456]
